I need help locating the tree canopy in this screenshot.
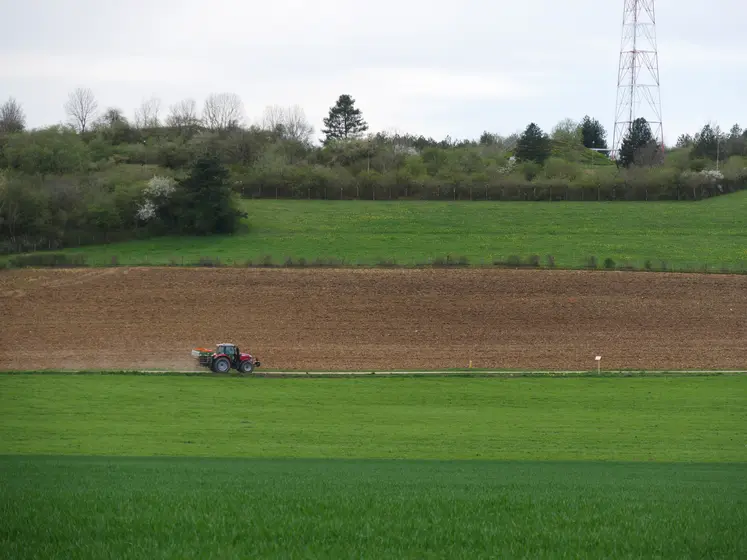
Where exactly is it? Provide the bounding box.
[515,123,551,164]
[322,94,368,144]
[618,118,660,167]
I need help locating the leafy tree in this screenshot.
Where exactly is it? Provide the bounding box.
[618,118,659,167]
[169,152,245,235]
[3,126,91,175]
[580,116,607,150]
[91,108,138,145]
[0,97,26,134]
[515,123,551,164]
[94,107,129,129]
[551,118,582,147]
[322,94,368,144]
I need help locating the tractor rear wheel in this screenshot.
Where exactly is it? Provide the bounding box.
[213,357,230,373]
[239,360,254,375]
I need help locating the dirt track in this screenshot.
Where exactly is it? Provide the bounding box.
[1,267,745,371]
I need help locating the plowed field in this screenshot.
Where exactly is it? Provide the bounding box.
[1,267,745,371]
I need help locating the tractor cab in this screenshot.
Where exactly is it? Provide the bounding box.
[216,343,239,364]
[217,343,236,356]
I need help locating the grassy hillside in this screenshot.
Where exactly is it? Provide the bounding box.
[10,191,747,270]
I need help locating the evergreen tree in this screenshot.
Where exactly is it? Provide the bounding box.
[515,123,551,164]
[580,115,607,150]
[725,124,745,157]
[322,94,368,144]
[618,118,659,167]
[479,131,498,146]
[691,123,721,160]
[170,153,245,234]
[675,134,693,148]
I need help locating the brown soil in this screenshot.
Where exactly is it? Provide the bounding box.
[1,267,745,371]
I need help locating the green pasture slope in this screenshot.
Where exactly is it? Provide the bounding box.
[9,191,747,270]
[1,374,746,558]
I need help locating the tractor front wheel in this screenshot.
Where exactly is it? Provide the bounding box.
[212,357,231,373]
[239,360,254,375]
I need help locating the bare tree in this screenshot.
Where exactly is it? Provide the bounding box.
[64,88,98,133]
[166,98,201,129]
[0,97,26,133]
[202,93,244,131]
[133,96,162,128]
[260,104,314,143]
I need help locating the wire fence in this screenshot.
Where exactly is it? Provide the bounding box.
[3,251,747,276]
[233,182,747,201]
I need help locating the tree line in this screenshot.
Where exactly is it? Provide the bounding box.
[1,90,746,254]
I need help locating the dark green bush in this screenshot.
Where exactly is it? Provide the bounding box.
[8,253,87,268]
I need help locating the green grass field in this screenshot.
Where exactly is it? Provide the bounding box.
[1,374,745,558]
[2,457,744,559]
[9,192,747,270]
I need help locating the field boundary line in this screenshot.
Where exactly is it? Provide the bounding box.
[2,369,746,378]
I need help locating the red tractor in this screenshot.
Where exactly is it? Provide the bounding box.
[191,343,261,375]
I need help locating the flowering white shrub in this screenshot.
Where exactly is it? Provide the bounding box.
[681,169,723,184]
[136,200,157,221]
[699,169,724,182]
[136,175,176,222]
[496,156,517,175]
[144,175,176,199]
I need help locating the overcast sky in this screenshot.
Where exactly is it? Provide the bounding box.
[1,0,745,145]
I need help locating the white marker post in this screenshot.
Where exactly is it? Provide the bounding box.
[595,355,602,374]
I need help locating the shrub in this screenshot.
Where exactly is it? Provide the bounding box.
[8,253,87,268]
[431,255,469,267]
[498,255,522,267]
[3,126,91,175]
[603,258,616,269]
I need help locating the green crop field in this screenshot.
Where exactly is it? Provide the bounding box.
[7,192,747,270]
[2,456,744,559]
[1,373,745,558]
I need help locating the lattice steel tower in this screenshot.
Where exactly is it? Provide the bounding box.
[611,0,664,159]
